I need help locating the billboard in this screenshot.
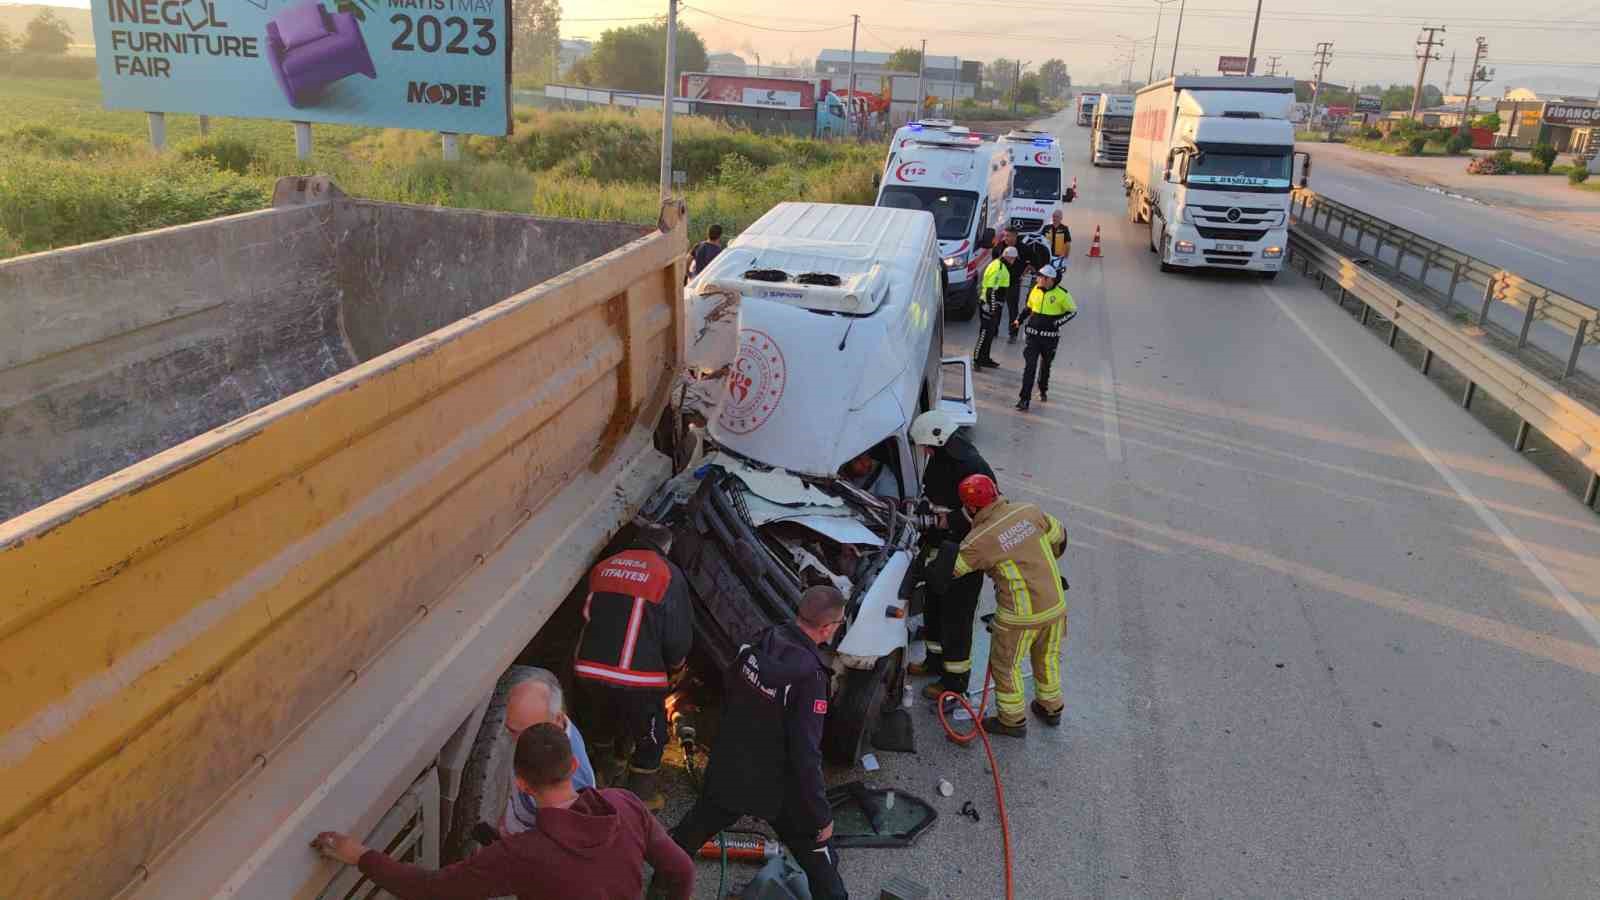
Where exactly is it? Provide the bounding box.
[1543,103,1600,126]
[1355,95,1382,113]
[742,88,803,108]
[91,0,512,135]
[1217,55,1256,75]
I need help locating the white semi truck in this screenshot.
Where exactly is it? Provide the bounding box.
[1124,76,1310,278]
[1089,94,1134,167]
[1075,92,1101,126]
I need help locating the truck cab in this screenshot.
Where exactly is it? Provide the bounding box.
[1125,76,1309,278]
[1090,94,1134,166]
[875,131,1010,320]
[1000,129,1075,234]
[666,202,977,763]
[1076,92,1101,126]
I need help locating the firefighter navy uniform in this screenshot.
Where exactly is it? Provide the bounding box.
[670,622,848,899]
[947,497,1069,728]
[573,544,692,788]
[917,432,997,697]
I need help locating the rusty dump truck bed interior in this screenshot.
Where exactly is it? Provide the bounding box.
[0,178,687,900]
[0,178,649,522]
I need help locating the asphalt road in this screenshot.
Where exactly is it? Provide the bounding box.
[1307,150,1600,305]
[676,109,1600,900]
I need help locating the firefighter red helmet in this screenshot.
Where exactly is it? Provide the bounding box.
[957,474,999,511]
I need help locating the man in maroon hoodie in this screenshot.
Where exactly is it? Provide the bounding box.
[312,723,694,900]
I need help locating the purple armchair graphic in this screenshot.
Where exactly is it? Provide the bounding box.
[265,0,377,109]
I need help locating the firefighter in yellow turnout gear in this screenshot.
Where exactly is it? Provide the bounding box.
[932,473,1068,737]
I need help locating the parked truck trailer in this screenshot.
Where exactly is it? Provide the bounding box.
[1090,94,1134,166]
[0,177,689,900]
[1124,76,1309,277]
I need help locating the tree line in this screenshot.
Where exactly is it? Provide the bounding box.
[0,9,74,54]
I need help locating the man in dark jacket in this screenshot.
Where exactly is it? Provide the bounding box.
[992,229,1027,343]
[670,586,849,900]
[686,224,724,282]
[313,723,695,900]
[574,523,693,809]
[907,410,997,701]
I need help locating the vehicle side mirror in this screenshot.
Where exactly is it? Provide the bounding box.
[977,227,996,249]
[1295,151,1312,188]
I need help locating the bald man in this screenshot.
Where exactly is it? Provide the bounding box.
[500,669,596,836]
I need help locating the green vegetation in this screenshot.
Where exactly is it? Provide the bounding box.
[0,78,880,260]
[1531,143,1558,174]
[1569,168,1590,185]
[566,22,708,92]
[1347,120,1472,157]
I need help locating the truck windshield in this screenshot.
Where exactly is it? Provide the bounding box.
[1187,146,1292,191]
[1012,167,1061,200]
[877,186,980,241]
[1100,116,1133,133]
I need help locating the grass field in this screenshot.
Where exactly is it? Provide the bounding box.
[0,76,882,259]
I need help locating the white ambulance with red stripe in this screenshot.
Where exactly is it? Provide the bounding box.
[874,129,1011,320]
[999,129,1076,235]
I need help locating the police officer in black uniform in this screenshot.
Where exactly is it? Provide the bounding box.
[1013,264,1078,411]
[907,410,998,703]
[670,586,850,900]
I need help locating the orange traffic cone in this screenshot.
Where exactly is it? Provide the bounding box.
[1088,225,1103,258]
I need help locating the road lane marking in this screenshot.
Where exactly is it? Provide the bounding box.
[1496,238,1567,265]
[1264,286,1600,649]
[1399,206,1428,216]
[1099,361,1123,462]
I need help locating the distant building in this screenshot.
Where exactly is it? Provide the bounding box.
[1495,96,1598,153]
[815,49,977,96]
[559,39,591,73]
[1502,87,1540,102]
[707,52,748,75]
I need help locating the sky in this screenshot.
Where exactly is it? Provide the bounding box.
[560,0,1600,93]
[15,0,1599,92]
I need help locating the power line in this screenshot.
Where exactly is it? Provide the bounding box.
[900,0,1600,31]
[679,6,851,33]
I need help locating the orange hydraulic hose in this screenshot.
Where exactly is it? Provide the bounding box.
[935,673,1015,900]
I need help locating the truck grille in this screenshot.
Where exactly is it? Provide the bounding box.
[1195,226,1268,242]
[1203,250,1254,266]
[1192,205,1278,227]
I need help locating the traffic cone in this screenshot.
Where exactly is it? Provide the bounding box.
[1088,225,1103,258]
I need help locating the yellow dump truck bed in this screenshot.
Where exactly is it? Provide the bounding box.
[0,178,687,899]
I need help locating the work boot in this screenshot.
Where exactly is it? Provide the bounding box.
[1039,388,1048,403]
[1014,399,1030,412]
[981,716,1027,739]
[1007,333,1018,344]
[978,358,1001,369]
[921,681,949,700]
[1030,700,1063,727]
[623,767,665,811]
[908,654,943,677]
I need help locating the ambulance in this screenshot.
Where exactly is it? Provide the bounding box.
[882,119,960,173]
[874,131,1011,320]
[999,129,1075,234]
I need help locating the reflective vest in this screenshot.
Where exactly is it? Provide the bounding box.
[981,258,1011,293]
[1027,284,1076,317]
[1043,224,1071,258]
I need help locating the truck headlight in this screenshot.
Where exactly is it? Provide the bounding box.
[1174,240,1196,255]
[1263,246,1283,258]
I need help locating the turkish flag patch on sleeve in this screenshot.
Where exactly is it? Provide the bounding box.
[813,699,828,715]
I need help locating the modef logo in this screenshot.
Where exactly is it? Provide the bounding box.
[895,161,927,182]
[406,82,489,107]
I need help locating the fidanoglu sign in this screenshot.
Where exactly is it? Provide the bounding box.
[91,0,511,134]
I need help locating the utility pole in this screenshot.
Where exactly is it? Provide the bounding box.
[660,0,678,201]
[1309,41,1332,131]
[1443,51,1457,98]
[846,14,859,136]
[1149,0,1177,84]
[1267,55,1281,76]
[918,39,928,118]
[753,51,760,77]
[1011,58,1021,114]
[1410,25,1445,120]
[1169,0,1187,79]
[1460,36,1491,134]
[1245,0,1263,76]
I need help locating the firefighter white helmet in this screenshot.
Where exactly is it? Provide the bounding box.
[909,409,959,447]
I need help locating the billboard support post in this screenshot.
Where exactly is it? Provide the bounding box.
[198,115,210,137]
[294,122,312,161]
[147,112,166,152]
[441,133,460,161]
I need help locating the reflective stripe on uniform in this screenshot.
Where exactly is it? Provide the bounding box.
[998,560,1030,619]
[1034,618,1065,703]
[997,627,1038,725]
[926,641,944,654]
[944,657,972,674]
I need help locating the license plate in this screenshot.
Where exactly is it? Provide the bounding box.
[1216,242,1248,253]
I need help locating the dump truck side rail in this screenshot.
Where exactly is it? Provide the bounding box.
[0,190,687,900]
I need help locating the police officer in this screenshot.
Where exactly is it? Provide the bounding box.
[930,474,1068,738]
[993,229,1027,343]
[907,410,997,703]
[572,522,692,810]
[670,587,849,900]
[974,246,1015,369]
[1012,263,1077,411]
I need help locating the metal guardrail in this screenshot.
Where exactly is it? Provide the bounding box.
[1290,189,1599,380]
[1288,229,1600,509]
